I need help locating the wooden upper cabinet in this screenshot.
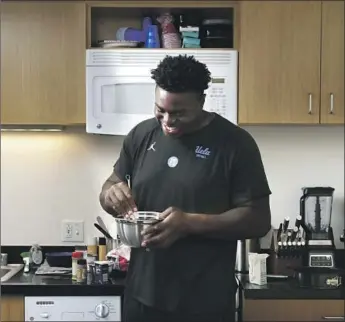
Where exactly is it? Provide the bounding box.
[320,1,344,124]
[239,1,322,124]
[1,2,86,125]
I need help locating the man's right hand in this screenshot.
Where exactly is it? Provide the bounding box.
[104,182,137,217]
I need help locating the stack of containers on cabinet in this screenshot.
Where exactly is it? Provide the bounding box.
[180,25,200,48]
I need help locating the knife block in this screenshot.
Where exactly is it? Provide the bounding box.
[264,229,303,276]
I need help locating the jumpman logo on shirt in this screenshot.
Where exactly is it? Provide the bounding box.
[147,142,156,152]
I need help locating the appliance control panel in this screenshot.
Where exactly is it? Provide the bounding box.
[206,84,228,118]
[309,253,334,267]
[25,296,121,321]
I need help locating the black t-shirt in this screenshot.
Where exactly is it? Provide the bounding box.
[114,113,271,314]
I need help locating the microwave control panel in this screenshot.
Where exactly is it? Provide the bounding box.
[207,85,228,118]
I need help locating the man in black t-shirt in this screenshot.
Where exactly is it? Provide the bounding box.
[99,55,272,322]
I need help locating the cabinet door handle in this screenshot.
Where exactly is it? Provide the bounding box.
[308,93,313,114]
[329,93,334,114]
[322,317,344,321]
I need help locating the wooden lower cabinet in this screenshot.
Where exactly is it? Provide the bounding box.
[0,296,24,322]
[244,299,345,322]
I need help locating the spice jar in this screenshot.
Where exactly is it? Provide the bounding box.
[76,258,87,283]
[71,251,83,281]
[98,237,107,261]
[87,253,97,271]
[87,263,95,284]
[87,237,98,256]
[75,245,87,259]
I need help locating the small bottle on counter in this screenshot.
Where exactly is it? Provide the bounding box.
[86,253,97,270]
[75,245,88,259]
[87,237,98,257]
[29,244,44,266]
[94,261,109,284]
[71,251,83,281]
[76,258,87,283]
[98,237,107,261]
[87,263,95,284]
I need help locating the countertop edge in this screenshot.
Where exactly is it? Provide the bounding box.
[1,282,126,297]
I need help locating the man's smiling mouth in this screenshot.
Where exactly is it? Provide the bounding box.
[162,124,181,134]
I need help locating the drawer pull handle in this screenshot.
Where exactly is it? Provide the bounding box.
[322,317,344,321]
[308,93,313,114]
[330,93,334,114]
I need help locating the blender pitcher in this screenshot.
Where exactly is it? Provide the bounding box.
[300,187,335,240]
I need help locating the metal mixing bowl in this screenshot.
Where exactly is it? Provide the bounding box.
[115,211,160,248]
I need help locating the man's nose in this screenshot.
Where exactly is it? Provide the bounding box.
[163,113,175,125]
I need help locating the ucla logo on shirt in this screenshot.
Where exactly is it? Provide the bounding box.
[195,146,211,159]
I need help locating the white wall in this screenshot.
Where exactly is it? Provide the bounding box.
[1,126,344,248]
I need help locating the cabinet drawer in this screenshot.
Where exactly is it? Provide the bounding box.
[0,296,24,322]
[244,299,344,321]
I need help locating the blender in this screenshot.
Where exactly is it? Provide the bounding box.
[300,186,335,268]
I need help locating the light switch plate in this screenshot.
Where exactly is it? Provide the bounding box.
[61,220,84,242]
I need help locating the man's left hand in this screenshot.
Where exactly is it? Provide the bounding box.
[141,207,190,248]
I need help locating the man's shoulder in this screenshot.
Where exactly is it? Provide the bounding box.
[212,114,256,146]
[128,117,160,141]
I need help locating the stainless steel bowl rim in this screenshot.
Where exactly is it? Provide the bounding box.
[115,211,160,224]
[116,218,160,225]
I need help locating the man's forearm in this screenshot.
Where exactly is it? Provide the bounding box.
[186,199,271,240]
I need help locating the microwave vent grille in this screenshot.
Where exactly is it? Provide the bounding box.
[87,50,235,66]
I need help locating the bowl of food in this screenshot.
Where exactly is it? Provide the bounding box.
[115,211,160,248]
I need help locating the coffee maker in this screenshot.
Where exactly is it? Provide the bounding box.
[300,187,335,268]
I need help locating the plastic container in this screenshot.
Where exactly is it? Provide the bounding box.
[145,25,160,48]
[87,254,97,271]
[71,251,83,281]
[94,261,109,284]
[76,259,87,283]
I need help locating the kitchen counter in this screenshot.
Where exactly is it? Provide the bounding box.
[1,271,126,296]
[3,246,344,300]
[0,245,126,297]
[237,274,344,300]
[3,270,344,300]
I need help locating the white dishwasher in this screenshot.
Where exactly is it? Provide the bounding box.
[25,296,121,321]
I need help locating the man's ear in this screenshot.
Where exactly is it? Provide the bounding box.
[200,94,206,108]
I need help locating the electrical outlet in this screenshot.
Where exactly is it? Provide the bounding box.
[61,220,84,242]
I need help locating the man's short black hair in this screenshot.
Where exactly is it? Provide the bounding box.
[151,55,211,94]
